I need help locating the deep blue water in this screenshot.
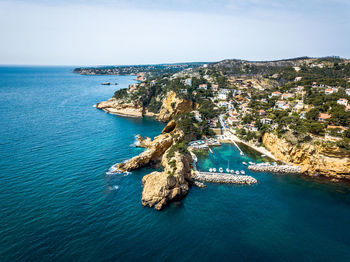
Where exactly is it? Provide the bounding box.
[1,66,350,262]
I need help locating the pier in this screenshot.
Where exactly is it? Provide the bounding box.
[230,138,244,156]
[193,171,257,185]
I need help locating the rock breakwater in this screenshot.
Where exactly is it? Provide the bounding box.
[193,171,257,185]
[248,164,302,174]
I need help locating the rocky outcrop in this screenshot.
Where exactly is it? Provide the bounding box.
[262,133,350,180]
[96,91,194,121]
[117,133,173,172]
[141,151,192,210]
[136,135,152,148]
[156,91,194,121]
[161,119,176,133]
[96,98,143,118]
[117,120,179,172]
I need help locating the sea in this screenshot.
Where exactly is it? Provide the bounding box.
[0,66,350,262]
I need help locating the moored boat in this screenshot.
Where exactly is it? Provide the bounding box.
[235,171,240,175]
[219,167,223,173]
[242,162,247,166]
[240,170,245,174]
[209,168,213,172]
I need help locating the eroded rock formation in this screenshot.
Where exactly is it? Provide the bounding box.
[141,151,192,210]
[96,99,143,118]
[263,133,350,180]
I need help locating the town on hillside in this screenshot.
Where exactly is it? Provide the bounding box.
[111,57,350,152]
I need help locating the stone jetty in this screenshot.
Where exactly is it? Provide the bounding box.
[193,171,257,185]
[248,164,302,174]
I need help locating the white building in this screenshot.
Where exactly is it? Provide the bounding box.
[337,98,348,106]
[218,89,231,100]
[185,78,192,86]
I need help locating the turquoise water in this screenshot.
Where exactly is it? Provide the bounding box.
[1,67,350,261]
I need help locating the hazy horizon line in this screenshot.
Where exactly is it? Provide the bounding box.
[1,55,349,68]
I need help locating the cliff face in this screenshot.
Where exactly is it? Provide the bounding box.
[156,91,194,121]
[141,151,192,210]
[263,133,350,180]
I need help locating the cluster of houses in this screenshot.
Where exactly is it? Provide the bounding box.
[127,68,349,140]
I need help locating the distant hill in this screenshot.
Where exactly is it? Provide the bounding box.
[207,56,350,81]
[73,62,210,76]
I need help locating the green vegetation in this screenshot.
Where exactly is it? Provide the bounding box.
[167,141,189,159]
[113,88,128,99]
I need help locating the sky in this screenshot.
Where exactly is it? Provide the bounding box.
[0,0,349,65]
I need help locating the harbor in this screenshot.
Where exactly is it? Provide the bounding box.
[189,143,258,185]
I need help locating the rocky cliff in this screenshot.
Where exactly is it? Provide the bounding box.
[96,98,143,118]
[116,119,193,210]
[117,132,174,172]
[156,91,194,121]
[263,133,350,180]
[141,151,192,210]
[96,91,194,121]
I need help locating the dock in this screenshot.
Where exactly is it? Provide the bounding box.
[230,138,244,156]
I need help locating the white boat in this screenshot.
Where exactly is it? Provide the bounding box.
[219,167,223,173]
[242,162,247,166]
[209,168,213,172]
[240,170,245,174]
[240,152,244,156]
[226,168,230,173]
[235,171,240,175]
[248,161,255,165]
[213,168,217,172]
[261,154,266,157]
